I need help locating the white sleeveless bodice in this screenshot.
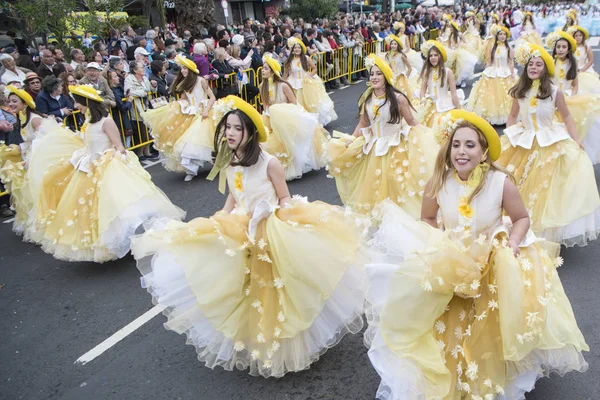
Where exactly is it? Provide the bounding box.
[427,68,455,112]
[288,57,307,90]
[226,151,278,214]
[180,78,208,115]
[360,94,408,157]
[504,86,571,149]
[553,59,574,96]
[484,45,512,78]
[438,170,505,236]
[575,45,595,73]
[386,52,409,76]
[70,117,114,172]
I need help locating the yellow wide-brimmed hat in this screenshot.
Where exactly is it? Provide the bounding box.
[69,84,104,103]
[6,85,35,109]
[263,55,281,77]
[439,110,501,161]
[175,54,199,74]
[287,37,306,54]
[392,21,405,31]
[365,54,394,85]
[213,95,266,142]
[386,34,404,50]
[568,25,589,40]
[515,43,555,77]
[546,31,576,53]
[421,40,447,63]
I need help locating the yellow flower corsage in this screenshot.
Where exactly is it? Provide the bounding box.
[234,171,244,192]
[458,196,474,219]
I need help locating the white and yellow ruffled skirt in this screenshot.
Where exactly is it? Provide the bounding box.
[295,76,338,126]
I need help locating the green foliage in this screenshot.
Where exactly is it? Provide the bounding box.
[286,0,339,20]
[127,15,150,30]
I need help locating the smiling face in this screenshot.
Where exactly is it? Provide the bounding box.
[527,57,546,80]
[389,40,399,52]
[262,62,273,79]
[225,112,248,150]
[7,94,26,113]
[428,48,440,67]
[450,127,485,178]
[293,44,302,56]
[555,39,570,58]
[369,65,386,90]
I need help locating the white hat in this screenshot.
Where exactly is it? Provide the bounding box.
[86,62,103,70]
[134,47,151,57]
[232,34,244,46]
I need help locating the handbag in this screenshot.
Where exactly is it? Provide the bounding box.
[149,96,169,109]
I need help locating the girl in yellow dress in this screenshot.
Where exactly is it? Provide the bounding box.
[131,96,368,378]
[384,34,417,98]
[29,85,184,262]
[327,54,437,218]
[260,55,328,180]
[467,26,516,125]
[393,22,424,73]
[364,110,589,400]
[496,43,600,247]
[441,22,478,88]
[462,11,482,55]
[480,13,502,64]
[416,41,463,132]
[562,11,577,32]
[546,31,600,164]
[437,14,454,46]
[515,12,543,48]
[283,38,337,126]
[568,26,600,95]
[0,86,81,235]
[142,54,216,181]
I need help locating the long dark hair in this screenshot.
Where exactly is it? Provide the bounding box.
[490,30,509,65]
[508,65,553,100]
[358,76,414,125]
[260,73,294,108]
[213,109,261,167]
[72,93,109,123]
[523,14,536,29]
[171,68,198,95]
[9,95,43,129]
[449,25,460,47]
[284,44,309,73]
[552,39,578,81]
[420,47,446,88]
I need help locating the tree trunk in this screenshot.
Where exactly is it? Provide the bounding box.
[176,0,215,37]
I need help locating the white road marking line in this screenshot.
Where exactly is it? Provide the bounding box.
[473,72,482,78]
[339,85,350,90]
[142,159,161,169]
[3,217,15,224]
[74,304,166,365]
[589,37,599,47]
[326,91,334,95]
[352,79,364,84]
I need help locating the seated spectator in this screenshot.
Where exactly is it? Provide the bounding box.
[1,54,27,85]
[107,69,133,148]
[79,62,116,107]
[35,75,73,122]
[70,48,86,71]
[37,49,56,79]
[23,72,42,100]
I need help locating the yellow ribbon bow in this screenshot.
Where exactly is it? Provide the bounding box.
[207,136,233,194]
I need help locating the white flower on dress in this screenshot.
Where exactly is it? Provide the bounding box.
[475,311,487,321]
[484,379,493,388]
[271,341,281,353]
[555,256,564,267]
[251,300,262,309]
[437,339,446,350]
[459,310,466,321]
[258,253,272,263]
[488,284,497,294]
[454,327,463,340]
[273,278,284,289]
[466,361,478,380]
[251,350,261,360]
[526,312,540,327]
[485,394,494,400]
[470,280,480,291]
[436,277,445,286]
[244,288,250,296]
[257,239,267,250]
[225,249,236,257]
[451,345,464,359]
[435,320,446,334]
[274,327,282,338]
[257,333,266,343]
[66,220,74,227]
[421,280,433,292]
[262,359,272,369]
[233,341,245,352]
[495,385,505,395]
[519,257,533,272]
[277,311,286,322]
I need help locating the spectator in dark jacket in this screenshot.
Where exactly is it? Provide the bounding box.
[35,75,73,121]
[149,60,169,97]
[107,69,133,148]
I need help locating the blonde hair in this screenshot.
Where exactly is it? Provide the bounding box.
[426,121,513,204]
[228,44,241,59]
[214,47,227,62]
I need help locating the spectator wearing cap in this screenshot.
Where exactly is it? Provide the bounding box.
[24,72,42,100]
[134,47,152,77]
[1,54,27,85]
[79,62,116,107]
[35,75,73,121]
[192,43,210,77]
[37,49,56,79]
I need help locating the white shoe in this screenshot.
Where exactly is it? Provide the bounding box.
[184,174,195,182]
[460,82,467,88]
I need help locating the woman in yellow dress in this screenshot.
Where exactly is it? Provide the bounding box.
[462,11,482,55]
[467,26,516,125]
[364,109,589,400]
[515,12,543,48]
[29,85,184,262]
[384,34,417,99]
[393,22,424,73]
[327,54,437,218]
[496,43,600,246]
[437,14,454,46]
[260,55,328,180]
[442,21,478,88]
[480,13,502,64]
[562,11,577,32]
[416,41,463,132]
[546,31,600,164]
[283,37,337,126]
[131,96,368,378]
[142,54,216,181]
[0,85,81,235]
[568,25,600,95]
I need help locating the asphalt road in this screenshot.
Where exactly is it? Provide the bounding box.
[1,46,600,400]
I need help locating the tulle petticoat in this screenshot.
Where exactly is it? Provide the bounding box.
[30,150,184,262]
[577,71,600,95]
[405,49,424,73]
[515,31,543,48]
[445,47,478,84]
[562,93,600,164]
[263,103,328,181]
[364,200,589,400]
[326,125,437,219]
[467,73,516,125]
[496,136,600,247]
[296,76,338,126]
[131,198,369,378]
